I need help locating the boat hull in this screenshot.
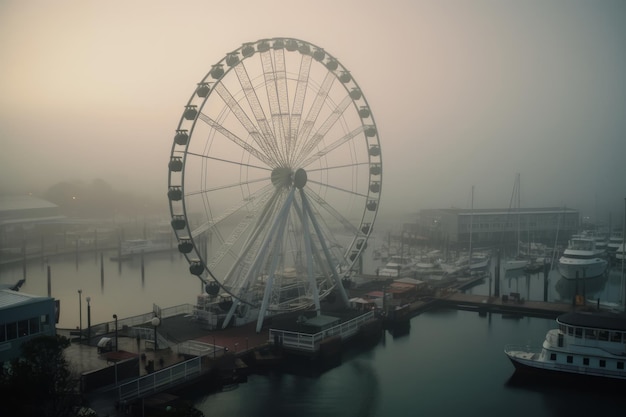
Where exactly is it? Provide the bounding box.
[506,352,626,381]
[557,258,608,279]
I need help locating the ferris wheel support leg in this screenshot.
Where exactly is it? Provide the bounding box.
[293,199,321,314]
[256,190,294,333]
[223,298,240,329]
[256,195,293,333]
[300,189,349,307]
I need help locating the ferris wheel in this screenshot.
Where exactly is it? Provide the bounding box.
[167,37,382,332]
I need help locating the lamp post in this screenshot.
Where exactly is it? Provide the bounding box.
[78,289,82,342]
[86,296,91,343]
[151,316,160,352]
[113,314,118,351]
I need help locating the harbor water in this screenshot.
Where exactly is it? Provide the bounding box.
[2,247,626,415]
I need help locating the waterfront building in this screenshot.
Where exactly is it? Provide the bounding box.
[414,207,579,249]
[0,288,58,363]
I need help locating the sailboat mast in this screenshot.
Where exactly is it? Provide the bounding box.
[469,185,474,261]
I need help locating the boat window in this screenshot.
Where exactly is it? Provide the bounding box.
[559,324,566,333]
[574,328,583,338]
[599,360,606,368]
[583,358,589,366]
[618,362,624,370]
[598,331,609,341]
[567,355,573,364]
[567,326,573,336]
[0,323,5,342]
[585,329,597,339]
[550,353,557,360]
[611,332,622,343]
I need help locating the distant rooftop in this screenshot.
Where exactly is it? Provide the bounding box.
[0,194,64,224]
[426,207,579,216]
[0,194,58,212]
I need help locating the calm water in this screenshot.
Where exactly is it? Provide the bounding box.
[2,249,626,415]
[185,308,626,417]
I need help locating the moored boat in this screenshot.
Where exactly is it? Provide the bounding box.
[378,255,415,278]
[505,311,626,381]
[557,236,608,280]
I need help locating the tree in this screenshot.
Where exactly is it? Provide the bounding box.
[0,335,82,417]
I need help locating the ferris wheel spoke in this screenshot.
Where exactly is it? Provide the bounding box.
[183,150,271,172]
[294,95,353,166]
[299,125,365,168]
[306,179,368,199]
[214,194,284,294]
[232,63,287,166]
[212,83,282,165]
[292,71,337,162]
[288,53,312,164]
[188,183,274,239]
[304,188,360,236]
[260,48,292,164]
[196,111,274,167]
[185,176,270,196]
[306,161,369,173]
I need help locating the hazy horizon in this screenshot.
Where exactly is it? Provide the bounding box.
[2,0,625,225]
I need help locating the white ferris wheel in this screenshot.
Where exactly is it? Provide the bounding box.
[167,37,382,332]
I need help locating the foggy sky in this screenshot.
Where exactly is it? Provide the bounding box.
[1,0,625,226]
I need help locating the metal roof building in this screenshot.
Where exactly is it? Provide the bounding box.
[0,287,57,363]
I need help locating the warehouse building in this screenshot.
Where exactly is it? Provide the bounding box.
[415,207,579,249]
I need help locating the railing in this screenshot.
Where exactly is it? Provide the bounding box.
[269,311,375,352]
[117,357,202,401]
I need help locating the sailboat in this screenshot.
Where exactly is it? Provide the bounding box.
[504,174,529,271]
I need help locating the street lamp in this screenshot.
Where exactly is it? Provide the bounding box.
[113,314,118,351]
[151,316,160,352]
[86,296,91,343]
[77,289,82,342]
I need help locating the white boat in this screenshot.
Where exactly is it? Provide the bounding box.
[505,311,626,381]
[378,255,415,278]
[557,236,608,280]
[504,258,529,271]
[111,236,173,260]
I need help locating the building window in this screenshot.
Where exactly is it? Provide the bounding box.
[29,317,40,334]
[18,320,28,337]
[567,355,573,364]
[583,358,589,366]
[6,322,17,340]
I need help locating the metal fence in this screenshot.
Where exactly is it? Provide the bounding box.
[268,311,375,352]
[117,356,202,401]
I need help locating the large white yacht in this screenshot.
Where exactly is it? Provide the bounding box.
[505,311,626,380]
[557,236,608,280]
